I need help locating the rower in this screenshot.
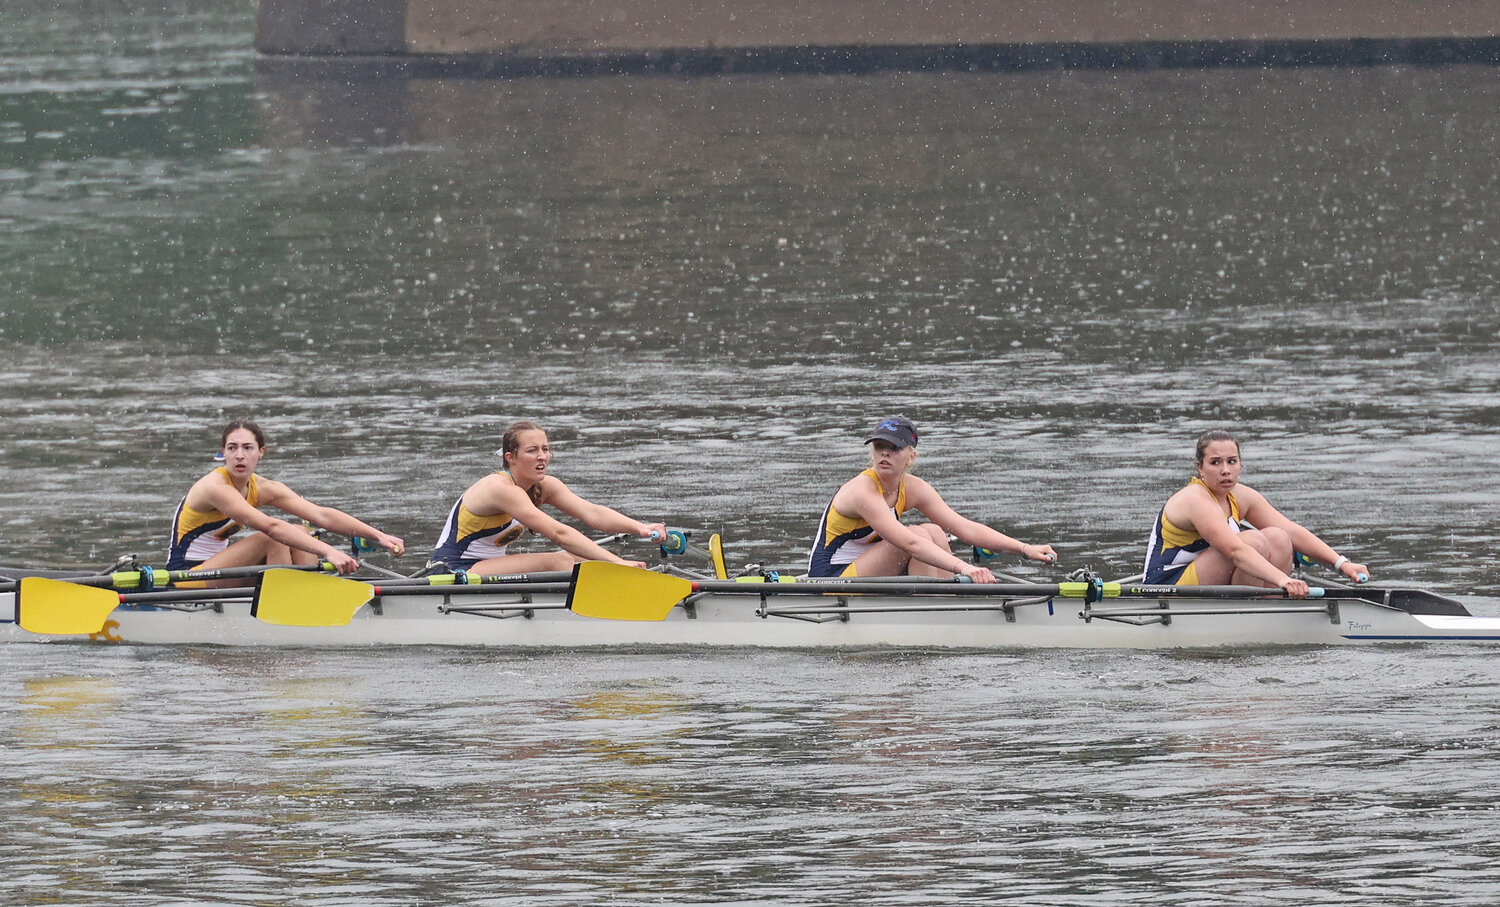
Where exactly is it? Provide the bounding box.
[428,420,666,574]
[1143,429,1370,599]
[805,416,1058,583]
[167,420,405,582]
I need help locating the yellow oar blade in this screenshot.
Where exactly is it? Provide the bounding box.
[708,533,728,580]
[567,562,692,621]
[252,569,373,627]
[17,577,120,635]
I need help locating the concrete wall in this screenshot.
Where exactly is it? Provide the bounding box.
[256,0,1500,70]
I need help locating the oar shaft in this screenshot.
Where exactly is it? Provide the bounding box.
[371,582,572,598]
[0,562,332,594]
[369,571,575,589]
[119,589,255,604]
[1118,584,1315,599]
[684,580,1313,601]
[687,581,1063,597]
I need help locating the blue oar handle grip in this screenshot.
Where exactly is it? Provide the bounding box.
[350,536,386,554]
[1356,572,1369,583]
[659,529,689,556]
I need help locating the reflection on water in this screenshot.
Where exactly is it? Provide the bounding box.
[2,647,1499,903]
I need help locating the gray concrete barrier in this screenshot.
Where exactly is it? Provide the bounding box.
[255,0,1500,73]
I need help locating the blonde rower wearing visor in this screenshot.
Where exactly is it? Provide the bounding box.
[806,417,1058,582]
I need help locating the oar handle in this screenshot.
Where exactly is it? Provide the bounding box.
[591,527,690,556]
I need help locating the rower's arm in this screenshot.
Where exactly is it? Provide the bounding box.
[545,480,664,539]
[906,478,1057,564]
[527,510,635,564]
[494,481,635,564]
[259,484,405,556]
[1191,490,1298,590]
[854,484,972,575]
[202,480,358,568]
[1242,495,1369,582]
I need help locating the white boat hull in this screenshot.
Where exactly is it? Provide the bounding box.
[4,587,1499,649]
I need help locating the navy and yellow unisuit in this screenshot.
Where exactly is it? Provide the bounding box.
[167,467,260,569]
[807,469,908,578]
[430,470,528,570]
[1142,476,1242,584]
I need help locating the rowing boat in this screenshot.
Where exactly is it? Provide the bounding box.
[4,559,1498,649]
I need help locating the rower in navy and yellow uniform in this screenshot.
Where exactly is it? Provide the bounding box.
[806,416,1057,582]
[167,420,404,578]
[1143,429,1370,598]
[429,420,666,573]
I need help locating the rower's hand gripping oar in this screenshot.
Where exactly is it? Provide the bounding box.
[1293,551,1370,584]
[655,529,729,580]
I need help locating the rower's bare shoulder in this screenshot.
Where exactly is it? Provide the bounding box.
[465,473,516,509]
[901,474,941,504]
[831,472,878,510]
[251,477,297,505]
[1231,482,1269,506]
[1164,482,1213,521]
[183,473,226,509]
[1230,482,1276,518]
[533,475,569,505]
[836,471,876,494]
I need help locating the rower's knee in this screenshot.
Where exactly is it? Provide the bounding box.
[915,523,949,547]
[1246,527,1293,567]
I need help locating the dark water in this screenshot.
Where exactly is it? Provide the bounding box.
[2,2,1500,903]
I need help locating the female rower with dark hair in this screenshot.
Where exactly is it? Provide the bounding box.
[167,420,405,576]
[429,420,667,573]
[1143,429,1370,598]
[806,416,1058,583]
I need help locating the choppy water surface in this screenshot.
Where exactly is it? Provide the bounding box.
[5,645,1500,906]
[2,2,1500,903]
